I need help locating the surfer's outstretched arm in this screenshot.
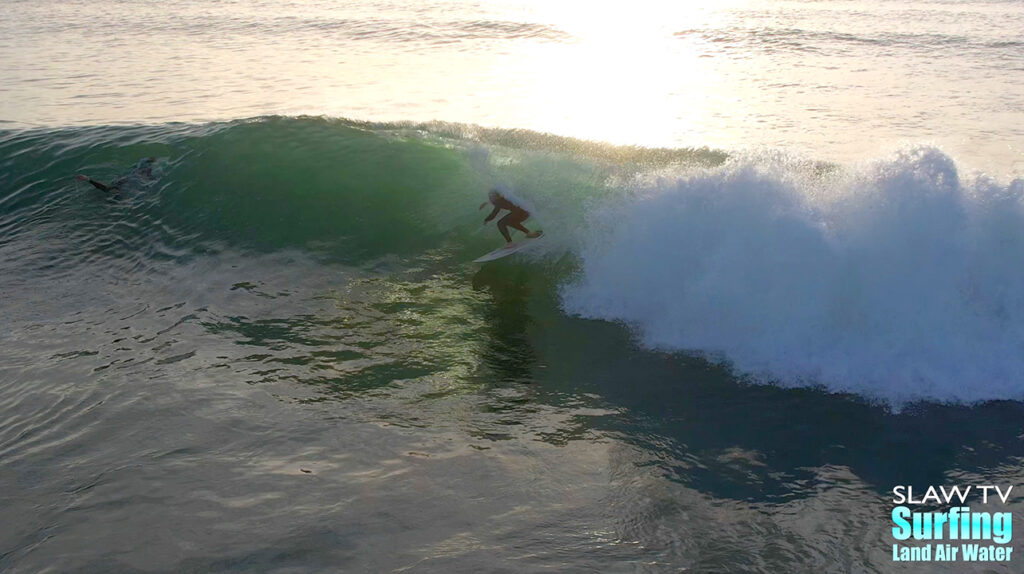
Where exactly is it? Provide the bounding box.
[76,174,116,192]
[483,205,502,224]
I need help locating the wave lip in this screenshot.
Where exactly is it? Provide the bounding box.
[561,147,1024,406]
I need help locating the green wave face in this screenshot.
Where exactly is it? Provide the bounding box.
[1,116,722,269]
[163,118,479,260]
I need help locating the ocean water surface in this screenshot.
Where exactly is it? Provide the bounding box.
[2,1,1024,572]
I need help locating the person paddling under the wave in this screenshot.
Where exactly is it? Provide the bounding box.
[76,157,157,195]
[479,187,542,244]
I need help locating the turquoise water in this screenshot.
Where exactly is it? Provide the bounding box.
[3,1,1024,572]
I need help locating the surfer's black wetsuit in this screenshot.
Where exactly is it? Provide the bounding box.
[484,191,537,243]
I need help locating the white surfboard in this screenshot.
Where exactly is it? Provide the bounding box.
[473,232,544,263]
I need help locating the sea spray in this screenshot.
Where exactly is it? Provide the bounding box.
[561,147,1024,405]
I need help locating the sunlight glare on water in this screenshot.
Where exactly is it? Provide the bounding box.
[1,0,1022,171]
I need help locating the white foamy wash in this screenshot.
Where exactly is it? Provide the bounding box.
[562,147,1024,405]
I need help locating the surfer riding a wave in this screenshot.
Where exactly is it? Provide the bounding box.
[479,188,542,244]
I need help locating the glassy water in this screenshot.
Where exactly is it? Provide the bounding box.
[2,2,1023,572]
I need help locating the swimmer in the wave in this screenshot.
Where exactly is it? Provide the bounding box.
[75,174,117,193]
[479,188,542,244]
[76,157,157,195]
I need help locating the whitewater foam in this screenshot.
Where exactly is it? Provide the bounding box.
[561,147,1024,405]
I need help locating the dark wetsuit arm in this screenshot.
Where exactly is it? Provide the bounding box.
[484,205,502,223]
[86,178,116,192]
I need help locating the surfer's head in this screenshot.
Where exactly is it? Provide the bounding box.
[488,189,501,202]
